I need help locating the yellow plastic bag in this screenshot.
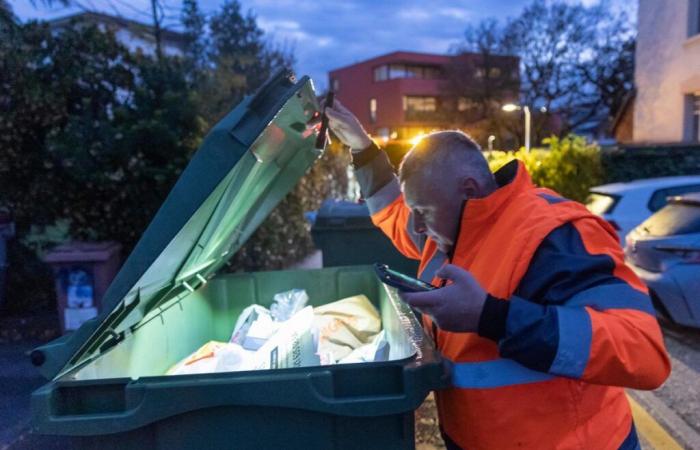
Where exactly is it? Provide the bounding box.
[314,295,381,363]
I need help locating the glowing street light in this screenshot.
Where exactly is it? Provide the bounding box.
[502,103,531,153]
[487,135,496,151]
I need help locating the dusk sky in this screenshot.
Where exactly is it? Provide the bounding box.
[13,0,627,91]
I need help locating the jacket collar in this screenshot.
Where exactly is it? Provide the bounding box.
[459,159,534,228]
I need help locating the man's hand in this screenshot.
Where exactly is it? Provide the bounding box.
[323,99,373,151]
[399,264,488,333]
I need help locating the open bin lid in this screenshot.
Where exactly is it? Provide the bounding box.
[33,70,325,379]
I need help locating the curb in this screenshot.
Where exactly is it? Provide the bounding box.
[628,390,700,450]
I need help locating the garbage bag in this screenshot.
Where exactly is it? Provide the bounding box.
[313,295,381,363]
[166,341,255,376]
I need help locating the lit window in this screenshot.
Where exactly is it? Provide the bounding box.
[474,68,485,79]
[374,65,388,81]
[331,78,340,92]
[404,96,437,112]
[370,98,377,123]
[489,67,502,78]
[458,97,469,111]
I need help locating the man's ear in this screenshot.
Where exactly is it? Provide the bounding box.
[459,177,480,199]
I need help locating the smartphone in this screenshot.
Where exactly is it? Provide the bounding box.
[315,91,334,150]
[374,263,437,293]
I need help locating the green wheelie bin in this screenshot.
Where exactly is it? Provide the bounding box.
[29,69,449,450]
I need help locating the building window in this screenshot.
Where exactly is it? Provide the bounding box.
[693,94,700,142]
[404,96,437,112]
[388,64,406,79]
[370,98,377,123]
[457,97,473,112]
[689,0,700,37]
[373,65,388,81]
[373,64,442,81]
[488,67,502,78]
[331,78,340,92]
[404,96,439,121]
[474,68,485,79]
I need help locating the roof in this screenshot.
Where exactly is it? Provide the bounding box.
[329,50,452,74]
[591,176,700,194]
[48,11,186,45]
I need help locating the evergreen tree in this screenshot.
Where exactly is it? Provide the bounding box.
[181,0,207,82]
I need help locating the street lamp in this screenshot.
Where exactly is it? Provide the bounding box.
[502,103,531,153]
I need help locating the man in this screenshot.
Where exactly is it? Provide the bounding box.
[325,100,670,450]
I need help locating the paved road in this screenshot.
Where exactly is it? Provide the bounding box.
[0,340,45,450]
[653,321,700,439]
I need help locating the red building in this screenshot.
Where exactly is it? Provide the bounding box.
[328,50,519,142]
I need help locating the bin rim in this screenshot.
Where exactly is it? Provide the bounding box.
[33,69,326,380]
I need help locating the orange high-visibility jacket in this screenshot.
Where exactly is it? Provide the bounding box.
[354,146,671,450]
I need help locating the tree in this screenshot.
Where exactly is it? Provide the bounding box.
[180,0,207,81]
[454,1,636,141]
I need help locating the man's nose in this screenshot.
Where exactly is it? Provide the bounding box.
[412,215,427,234]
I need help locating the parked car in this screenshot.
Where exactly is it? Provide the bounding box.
[624,193,700,328]
[585,176,700,242]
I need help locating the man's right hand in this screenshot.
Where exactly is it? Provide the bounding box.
[323,99,373,152]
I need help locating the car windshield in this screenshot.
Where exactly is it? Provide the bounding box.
[585,192,619,215]
[638,203,700,237]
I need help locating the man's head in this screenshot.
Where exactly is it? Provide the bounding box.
[399,131,497,253]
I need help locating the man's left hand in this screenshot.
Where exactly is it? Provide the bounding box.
[399,264,488,333]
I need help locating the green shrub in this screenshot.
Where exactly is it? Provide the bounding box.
[486,135,604,202]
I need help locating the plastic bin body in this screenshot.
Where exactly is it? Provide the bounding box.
[43,241,122,333]
[312,200,420,275]
[31,266,447,449]
[30,71,447,449]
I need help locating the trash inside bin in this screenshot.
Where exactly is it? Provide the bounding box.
[312,200,420,275]
[30,70,447,450]
[43,241,122,333]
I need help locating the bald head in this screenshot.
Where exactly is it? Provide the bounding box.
[399,131,496,190]
[397,131,498,253]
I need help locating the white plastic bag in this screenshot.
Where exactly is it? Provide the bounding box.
[339,330,390,364]
[230,305,278,350]
[251,306,319,370]
[270,289,308,322]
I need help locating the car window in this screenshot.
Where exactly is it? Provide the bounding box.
[585,192,619,215]
[639,203,700,236]
[648,184,700,212]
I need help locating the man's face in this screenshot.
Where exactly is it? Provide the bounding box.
[402,174,466,254]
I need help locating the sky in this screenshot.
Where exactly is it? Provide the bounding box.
[13,0,628,91]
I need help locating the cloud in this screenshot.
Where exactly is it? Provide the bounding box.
[396,7,431,21]
[438,7,471,20]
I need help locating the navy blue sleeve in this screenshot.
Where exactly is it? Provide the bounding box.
[477,222,637,372]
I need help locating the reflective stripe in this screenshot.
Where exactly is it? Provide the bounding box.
[550,306,592,378]
[450,358,554,388]
[365,178,401,215]
[537,192,570,204]
[566,283,655,315]
[419,249,447,282]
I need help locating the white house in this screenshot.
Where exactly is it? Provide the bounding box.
[634,0,700,143]
[49,11,186,58]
